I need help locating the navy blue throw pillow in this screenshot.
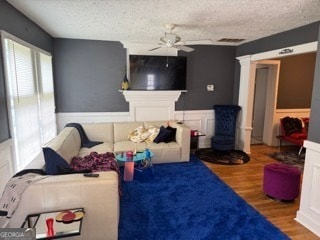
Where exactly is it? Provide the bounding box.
[43,147,70,175]
[153,126,177,143]
[153,126,171,143]
[164,126,176,143]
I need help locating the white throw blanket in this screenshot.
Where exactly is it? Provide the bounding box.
[0,173,47,218]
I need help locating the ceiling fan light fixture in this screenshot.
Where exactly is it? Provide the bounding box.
[160,37,166,44]
[164,23,177,32]
[150,23,196,52]
[160,33,180,47]
[165,33,179,41]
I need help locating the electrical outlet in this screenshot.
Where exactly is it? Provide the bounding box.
[207,85,214,91]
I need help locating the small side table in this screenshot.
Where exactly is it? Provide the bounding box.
[115,150,153,181]
[21,208,84,239]
[190,131,206,150]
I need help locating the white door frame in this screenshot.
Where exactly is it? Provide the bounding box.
[252,67,268,140]
[236,41,318,154]
[257,61,281,146]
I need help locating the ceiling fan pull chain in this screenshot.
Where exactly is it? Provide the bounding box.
[166,48,169,67]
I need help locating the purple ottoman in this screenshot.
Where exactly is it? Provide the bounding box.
[263,163,301,201]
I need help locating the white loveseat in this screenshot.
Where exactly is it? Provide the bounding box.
[6,120,190,239]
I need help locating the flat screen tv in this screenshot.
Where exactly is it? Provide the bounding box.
[129,55,187,90]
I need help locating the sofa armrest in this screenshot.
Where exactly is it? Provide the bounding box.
[169,121,191,161]
[8,171,119,240]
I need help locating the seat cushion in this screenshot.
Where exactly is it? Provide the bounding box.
[114,140,148,153]
[289,133,307,140]
[78,142,114,157]
[146,142,181,164]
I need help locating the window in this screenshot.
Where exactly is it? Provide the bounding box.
[1,31,56,172]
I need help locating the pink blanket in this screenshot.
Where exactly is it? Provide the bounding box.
[70,152,120,176]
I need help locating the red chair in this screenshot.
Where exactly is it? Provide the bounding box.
[278,116,309,155]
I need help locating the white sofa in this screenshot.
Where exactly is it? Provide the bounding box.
[6,120,190,239]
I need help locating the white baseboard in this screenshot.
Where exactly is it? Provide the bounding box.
[296,211,320,237]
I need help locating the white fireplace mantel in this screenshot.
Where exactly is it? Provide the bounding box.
[121,90,184,121]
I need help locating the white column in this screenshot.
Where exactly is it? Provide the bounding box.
[295,140,320,237]
[236,55,256,153]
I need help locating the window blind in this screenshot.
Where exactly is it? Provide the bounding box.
[2,33,56,172]
[38,52,57,144]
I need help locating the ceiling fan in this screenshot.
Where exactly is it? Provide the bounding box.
[149,23,212,52]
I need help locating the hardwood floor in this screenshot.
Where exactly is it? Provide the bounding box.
[202,144,319,240]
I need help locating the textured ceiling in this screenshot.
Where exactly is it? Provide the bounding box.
[7,0,320,46]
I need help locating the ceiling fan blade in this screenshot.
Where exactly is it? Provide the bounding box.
[177,39,213,45]
[148,47,162,51]
[174,45,194,52]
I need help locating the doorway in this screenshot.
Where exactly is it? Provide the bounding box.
[252,60,280,147]
[251,68,268,145]
[236,41,317,154]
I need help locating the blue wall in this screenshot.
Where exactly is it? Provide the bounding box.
[309,25,320,143]
[53,39,128,112]
[53,41,236,112]
[178,45,236,110]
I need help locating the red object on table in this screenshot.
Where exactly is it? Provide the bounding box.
[124,151,134,181]
[126,151,133,160]
[62,212,76,223]
[46,218,54,236]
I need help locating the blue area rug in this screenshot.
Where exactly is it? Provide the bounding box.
[118,155,289,240]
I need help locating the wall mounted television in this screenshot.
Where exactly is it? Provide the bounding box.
[129,55,187,90]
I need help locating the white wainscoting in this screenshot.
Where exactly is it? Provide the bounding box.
[174,110,214,148]
[275,108,310,121]
[57,110,215,149]
[296,140,320,237]
[0,139,14,194]
[57,108,310,149]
